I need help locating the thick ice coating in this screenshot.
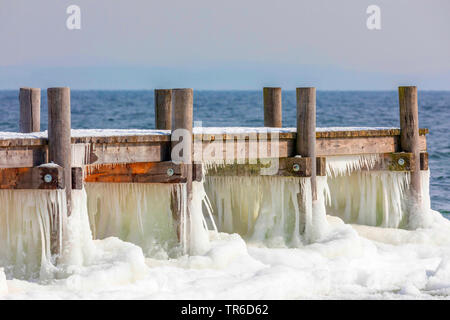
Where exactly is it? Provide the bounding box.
[0,189,66,279]
[0,155,449,299]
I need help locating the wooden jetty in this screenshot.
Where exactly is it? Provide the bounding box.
[0,86,429,251]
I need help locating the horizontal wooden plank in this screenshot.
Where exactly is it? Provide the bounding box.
[71,135,171,144]
[0,128,429,147]
[84,161,188,183]
[87,142,171,165]
[0,164,63,189]
[0,146,47,168]
[332,152,428,172]
[316,135,427,156]
[0,129,429,168]
[205,157,326,177]
[371,153,414,171]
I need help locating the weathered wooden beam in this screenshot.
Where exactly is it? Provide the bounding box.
[86,141,171,165]
[47,87,71,256]
[155,89,172,130]
[71,167,83,189]
[171,88,194,241]
[0,134,429,169]
[0,146,47,168]
[84,161,196,184]
[19,88,41,133]
[0,164,63,189]
[399,86,422,217]
[48,87,72,215]
[381,152,428,171]
[297,87,317,200]
[316,157,326,176]
[420,152,428,171]
[263,87,282,127]
[0,128,429,148]
[205,157,326,177]
[327,152,429,172]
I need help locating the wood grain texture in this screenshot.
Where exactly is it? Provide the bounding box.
[420,152,428,171]
[19,88,41,133]
[263,87,282,127]
[205,157,328,178]
[0,146,47,168]
[0,128,428,148]
[72,167,83,189]
[0,165,63,189]
[0,134,428,168]
[296,87,317,200]
[155,89,172,130]
[87,142,171,165]
[84,161,188,183]
[171,89,194,239]
[48,87,72,227]
[399,86,422,200]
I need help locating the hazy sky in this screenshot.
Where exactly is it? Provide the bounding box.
[0,0,449,89]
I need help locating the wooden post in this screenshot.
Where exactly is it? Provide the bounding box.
[19,87,41,132]
[171,89,193,241]
[296,87,317,200]
[399,86,422,201]
[155,89,172,130]
[263,87,282,127]
[48,87,72,215]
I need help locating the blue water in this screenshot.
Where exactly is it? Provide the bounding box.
[0,90,448,216]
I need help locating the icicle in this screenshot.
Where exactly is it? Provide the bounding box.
[204,175,318,247]
[326,154,380,177]
[0,189,66,280]
[85,183,179,258]
[85,181,215,258]
[326,171,410,228]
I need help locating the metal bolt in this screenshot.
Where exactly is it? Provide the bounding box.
[293,163,300,172]
[44,174,53,183]
[167,168,174,177]
[398,158,405,166]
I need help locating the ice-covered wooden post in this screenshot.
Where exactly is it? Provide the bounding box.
[263,87,282,127]
[155,89,172,130]
[48,87,72,213]
[171,88,193,239]
[296,87,317,201]
[399,86,422,205]
[19,87,41,133]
